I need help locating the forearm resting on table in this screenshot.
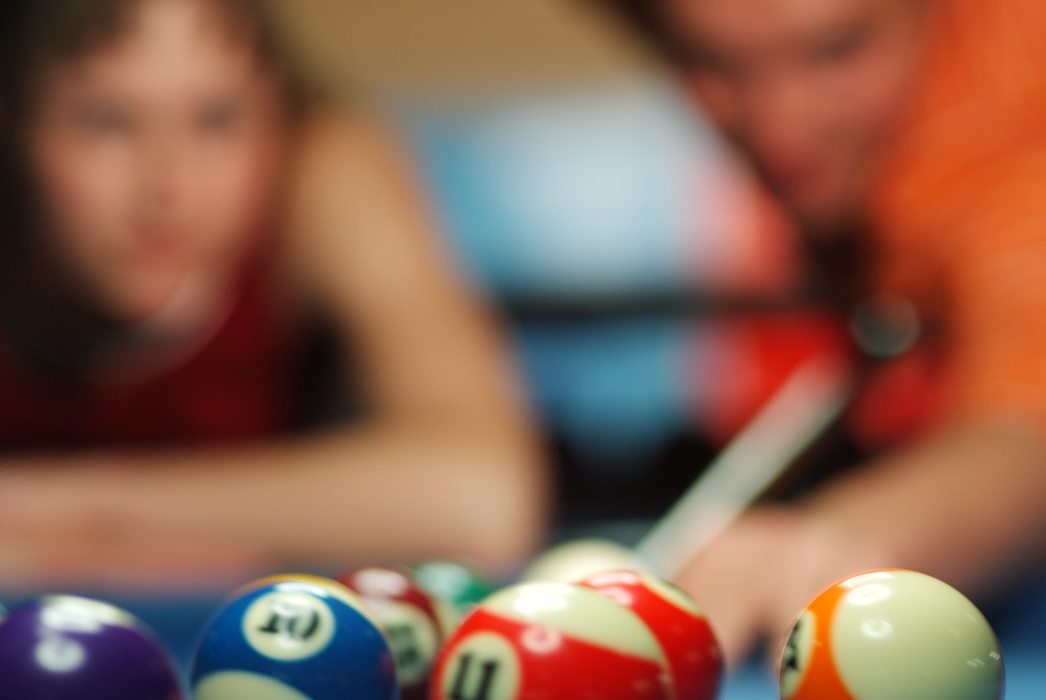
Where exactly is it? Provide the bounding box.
[805,415,1046,597]
[0,416,547,589]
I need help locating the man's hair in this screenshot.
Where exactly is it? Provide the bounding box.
[601,0,689,63]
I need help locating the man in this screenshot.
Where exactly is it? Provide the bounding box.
[614,0,1046,665]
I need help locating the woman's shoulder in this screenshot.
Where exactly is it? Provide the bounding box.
[285,108,419,242]
[292,108,409,180]
[282,106,436,306]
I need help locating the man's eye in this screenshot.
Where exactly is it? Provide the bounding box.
[810,26,869,63]
[684,46,736,75]
[198,101,243,134]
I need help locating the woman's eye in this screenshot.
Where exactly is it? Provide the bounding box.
[77,105,134,135]
[198,101,243,134]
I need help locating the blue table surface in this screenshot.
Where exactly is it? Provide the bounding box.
[6,578,1040,699]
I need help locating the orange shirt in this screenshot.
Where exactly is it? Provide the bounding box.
[872,0,1046,429]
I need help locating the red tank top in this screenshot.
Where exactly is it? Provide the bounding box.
[0,262,297,451]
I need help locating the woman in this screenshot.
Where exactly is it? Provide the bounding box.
[0,0,546,589]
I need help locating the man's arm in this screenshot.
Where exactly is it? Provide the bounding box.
[675,418,1046,668]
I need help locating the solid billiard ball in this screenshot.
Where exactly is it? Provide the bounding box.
[0,595,182,700]
[779,569,1004,700]
[413,560,496,635]
[580,570,722,700]
[191,574,397,700]
[431,581,672,700]
[522,539,649,584]
[336,566,444,700]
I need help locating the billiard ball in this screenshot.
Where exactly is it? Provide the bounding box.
[431,581,672,700]
[336,566,443,699]
[191,574,397,700]
[413,561,496,612]
[413,560,496,633]
[580,570,722,700]
[0,595,182,700]
[779,569,1004,700]
[522,539,649,584]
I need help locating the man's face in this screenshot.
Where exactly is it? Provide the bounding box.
[664,0,929,232]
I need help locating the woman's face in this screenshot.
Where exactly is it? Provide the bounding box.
[27,0,287,322]
[665,0,929,232]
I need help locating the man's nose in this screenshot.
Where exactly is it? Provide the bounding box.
[739,69,822,168]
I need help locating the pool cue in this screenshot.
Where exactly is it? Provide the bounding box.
[634,354,854,579]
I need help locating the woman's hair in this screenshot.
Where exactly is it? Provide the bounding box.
[0,0,310,267]
[0,0,308,120]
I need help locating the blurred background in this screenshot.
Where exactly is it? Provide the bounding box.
[268,0,854,530]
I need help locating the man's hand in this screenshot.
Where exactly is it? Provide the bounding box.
[674,506,897,669]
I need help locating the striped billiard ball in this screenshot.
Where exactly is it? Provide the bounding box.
[780,569,1003,700]
[580,570,722,700]
[432,581,672,700]
[191,574,397,700]
[337,565,444,699]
